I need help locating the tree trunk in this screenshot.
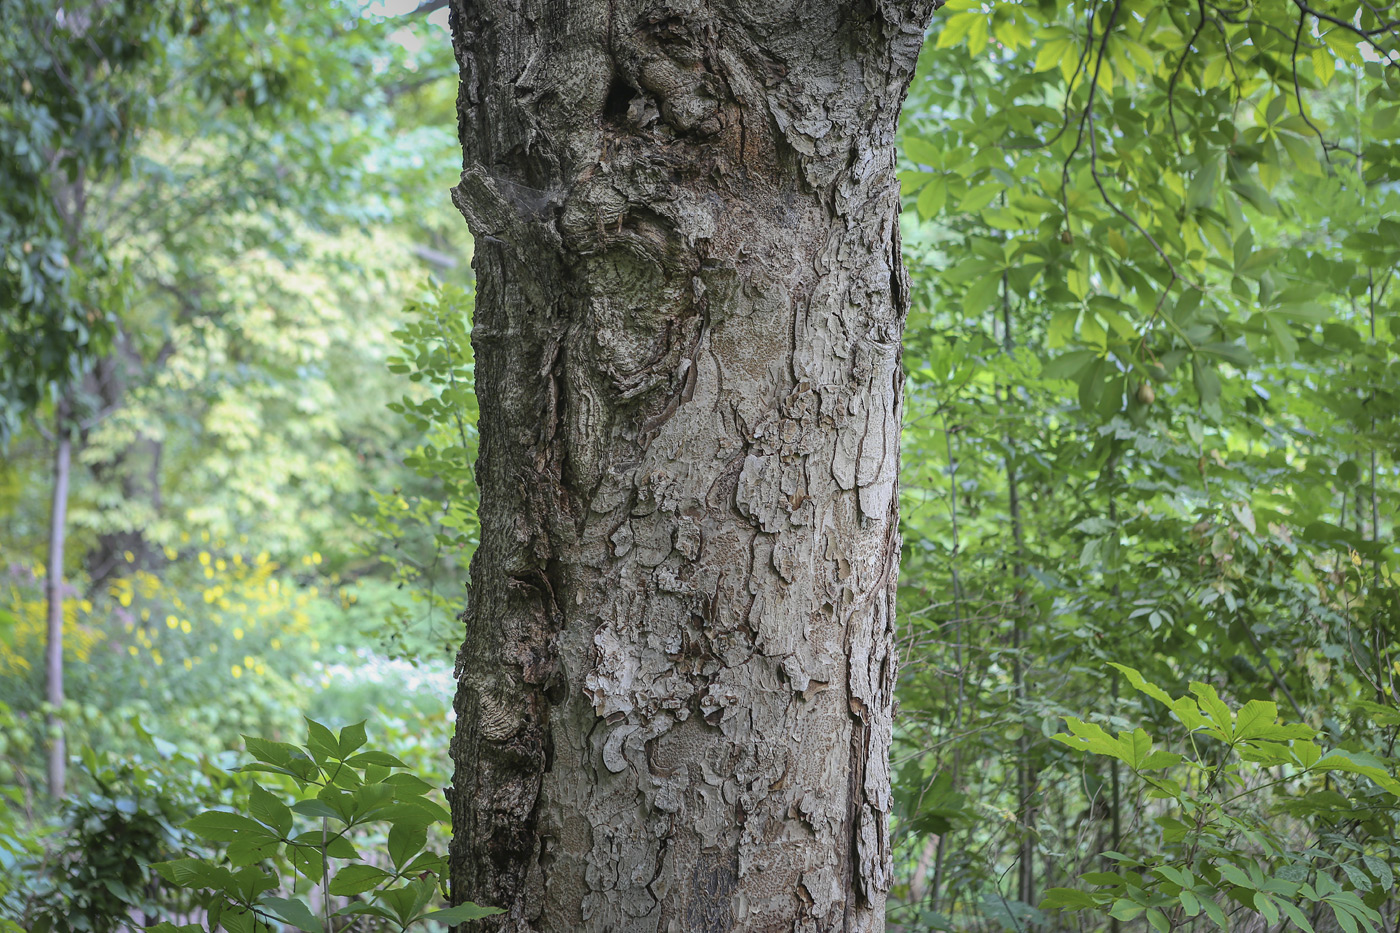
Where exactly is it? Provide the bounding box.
[45,399,72,799]
[445,3,937,930]
[86,339,165,590]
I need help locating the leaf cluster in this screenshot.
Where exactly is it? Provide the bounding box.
[151,718,500,933]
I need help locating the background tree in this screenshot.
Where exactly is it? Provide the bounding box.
[1,0,466,797]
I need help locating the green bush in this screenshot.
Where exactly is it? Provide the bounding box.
[1044,663,1399,932]
[151,718,498,933]
[4,723,233,933]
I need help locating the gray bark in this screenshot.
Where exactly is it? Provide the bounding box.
[445,3,937,930]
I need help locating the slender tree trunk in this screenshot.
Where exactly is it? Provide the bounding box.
[445,2,937,929]
[45,399,72,799]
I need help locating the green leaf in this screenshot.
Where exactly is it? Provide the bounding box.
[292,798,345,822]
[1234,700,1279,741]
[249,784,293,836]
[388,822,427,871]
[1361,856,1393,892]
[346,751,409,769]
[1109,898,1145,921]
[1052,718,1121,758]
[338,721,368,757]
[185,811,278,843]
[960,183,1003,213]
[1042,350,1100,381]
[1331,900,1361,933]
[1278,898,1317,933]
[1188,682,1233,736]
[385,772,438,797]
[377,879,440,927]
[415,903,506,926]
[1185,163,1218,211]
[917,177,948,218]
[287,841,325,884]
[259,896,324,933]
[329,864,391,897]
[243,736,296,767]
[305,718,341,763]
[1108,664,1174,708]
[153,858,237,893]
[1196,342,1254,368]
[904,136,942,166]
[1192,357,1221,406]
[334,903,400,924]
[1257,894,1280,928]
[1314,750,1400,795]
[1218,862,1255,891]
[1339,861,1373,893]
[1040,887,1099,910]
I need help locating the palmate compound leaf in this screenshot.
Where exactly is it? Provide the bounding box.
[377,878,440,927]
[1052,719,1181,770]
[1233,699,1316,743]
[184,810,282,862]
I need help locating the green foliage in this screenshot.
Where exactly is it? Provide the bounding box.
[1045,663,1397,932]
[0,0,163,438]
[151,719,500,933]
[903,0,1400,426]
[0,549,331,765]
[5,722,231,933]
[357,282,479,658]
[0,702,42,933]
[889,1,1400,929]
[3,2,1399,931]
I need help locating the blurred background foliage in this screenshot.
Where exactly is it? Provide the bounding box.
[1,0,473,926]
[1,0,1398,930]
[889,0,1400,930]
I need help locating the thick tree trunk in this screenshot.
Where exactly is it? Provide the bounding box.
[45,400,72,799]
[446,3,936,930]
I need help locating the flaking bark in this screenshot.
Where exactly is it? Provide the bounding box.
[446,3,938,930]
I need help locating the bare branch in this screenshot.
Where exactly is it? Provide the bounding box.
[1166,0,1208,155]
